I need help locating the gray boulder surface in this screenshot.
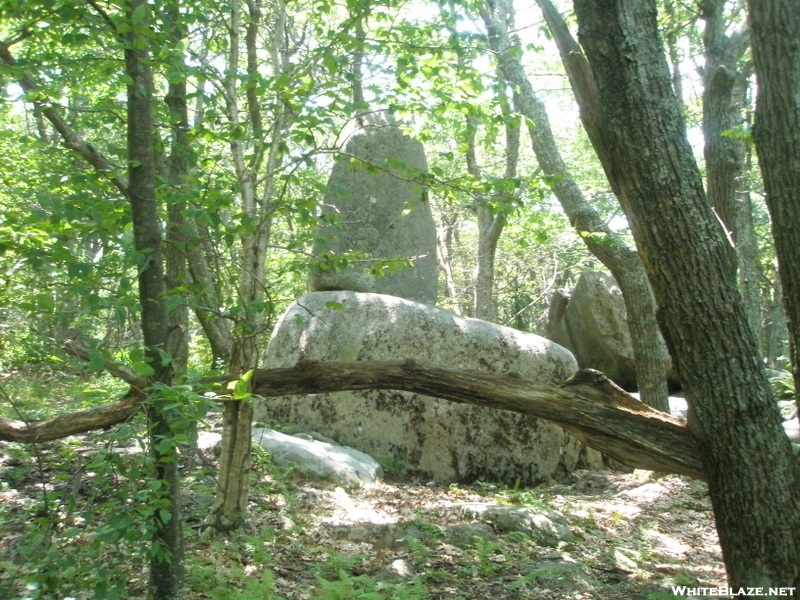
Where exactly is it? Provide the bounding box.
[255,290,603,485]
[546,270,675,391]
[309,112,438,305]
[252,427,383,486]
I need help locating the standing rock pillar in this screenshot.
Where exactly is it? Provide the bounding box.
[309,112,438,305]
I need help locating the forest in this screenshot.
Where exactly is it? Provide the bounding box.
[1,0,799,597]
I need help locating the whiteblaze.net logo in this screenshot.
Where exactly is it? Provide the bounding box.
[670,587,796,597]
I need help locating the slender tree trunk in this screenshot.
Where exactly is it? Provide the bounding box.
[485,0,670,411]
[663,0,684,108]
[125,0,184,596]
[466,96,517,322]
[162,3,193,375]
[209,0,286,530]
[701,0,748,237]
[736,183,762,341]
[747,0,800,414]
[474,204,503,322]
[208,0,254,532]
[700,1,764,345]
[474,71,519,323]
[573,0,800,586]
[431,202,463,315]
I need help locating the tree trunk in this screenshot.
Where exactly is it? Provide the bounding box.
[736,186,762,341]
[663,0,684,108]
[701,0,748,243]
[485,0,671,411]
[162,3,193,376]
[432,205,463,315]
[465,86,518,323]
[125,0,184,596]
[474,205,503,322]
[208,0,286,530]
[573,0,800,586]
[700,0,763,334]
[747,0,800,415]
[766,278,789,369]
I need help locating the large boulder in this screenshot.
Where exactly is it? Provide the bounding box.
[545,271,635,389]
[309,112,438,305]
[545,271,675,391]
[254,291,603,485]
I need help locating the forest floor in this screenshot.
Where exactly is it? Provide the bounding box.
[0,398,724,600]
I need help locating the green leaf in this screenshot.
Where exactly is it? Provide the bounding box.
[232,369,254,400]
[155,438,174,454]
[322,52,338,74]
[35,292,55,311]
[324,301,344,310]
[132,360,155,377]
[131,4,147,25]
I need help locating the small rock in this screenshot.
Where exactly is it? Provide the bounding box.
[376,558,416,583]
[252,428,383,486]
[460,503,574,547]
[611,548,639,572]
[443,523,496,548]
[530,556,593,591]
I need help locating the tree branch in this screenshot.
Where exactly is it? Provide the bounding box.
[0,42,129,197]
[0,359,704,480]
[63,340,148,389]
[0,388,145,443]
[251,361,704,479]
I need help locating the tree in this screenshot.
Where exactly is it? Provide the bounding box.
[466,88,520,323]
[125,0,184,595]
[747,0,800,416]
[572,0,800,586]
[125,0,185,595]
[480,0,671,411]
[699,0,761,337]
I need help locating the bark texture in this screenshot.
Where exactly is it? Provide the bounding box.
[573,0,800,587]
[700,0,761,335]
[748,0,800,415]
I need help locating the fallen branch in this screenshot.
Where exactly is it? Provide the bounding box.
[250,360,704,479]
[0,358,704,479]
[0,388,145,443]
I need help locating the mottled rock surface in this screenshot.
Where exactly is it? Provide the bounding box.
[546,271,636,390]
[546,270,676,391]
[255,291,603,485]
[309,113,438,305]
